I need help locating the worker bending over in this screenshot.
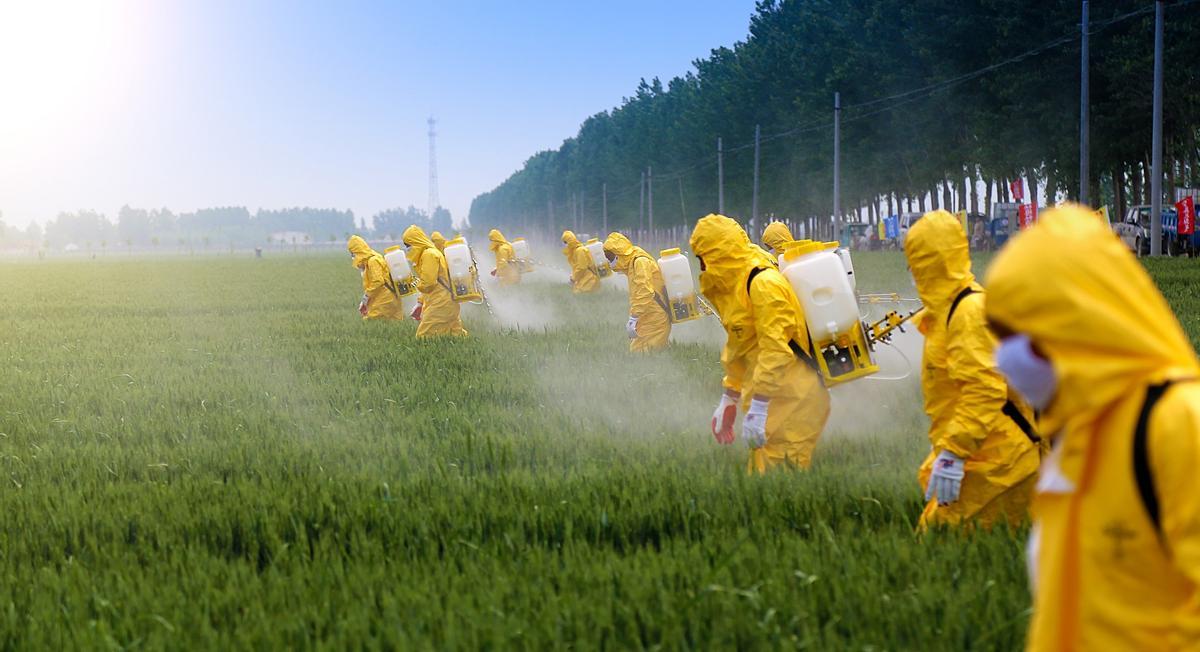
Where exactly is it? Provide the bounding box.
[403,225,468,338]
[905,210,1041,529]
[986,204,1200,651]
[347,235,404,321]
[488,229,520,286]
[603,232,671,352]
[562,230,599,293]
[690,214,830,472]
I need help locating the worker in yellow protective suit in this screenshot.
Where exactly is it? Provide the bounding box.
[690,214,831,472]
[402,225,467,338]
[430,231,448,252]
[603,232,671,352]
[562,230,599,293]
[985,204,1200,651]
[488,229,521,285]
[905,210,1041,529]
[762,221,794,255]
[347,235,404,321]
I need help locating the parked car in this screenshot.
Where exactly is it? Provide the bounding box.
[1113,206,1187,257]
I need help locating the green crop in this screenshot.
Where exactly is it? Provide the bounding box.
[0,251,1194,649]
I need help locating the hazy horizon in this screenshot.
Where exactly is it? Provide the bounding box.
[0,0,756,230]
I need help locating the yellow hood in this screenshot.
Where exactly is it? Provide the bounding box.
[905,210,975,315]
[347,235,375,268]
[603,232,652,273]
[562,229,582,256]
[985,203,1200,434]
[430,231,447,251]
[691,214,771,298]
[488,228,509,252]
[762,221,793,252]
[402,225,435,267]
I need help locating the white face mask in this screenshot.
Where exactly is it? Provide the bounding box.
[995,334,1057,411]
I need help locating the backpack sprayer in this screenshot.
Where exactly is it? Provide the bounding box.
[443,237,496,316]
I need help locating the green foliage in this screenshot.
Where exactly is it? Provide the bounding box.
[0,251,1192,647]
[470,0,1200,231]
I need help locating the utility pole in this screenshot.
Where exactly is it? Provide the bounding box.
[833,92,842,229]
[752,124,761,229]
[427,117,440,219]
[1151,0,1165,256]
[602,183,608,234]
[648,166,654,233]
[639,171,646,230]
[678,177,687,222]
[717,137,725,214]
[1080,0,1090,204]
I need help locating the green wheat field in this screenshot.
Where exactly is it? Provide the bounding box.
[1,251,1196,649]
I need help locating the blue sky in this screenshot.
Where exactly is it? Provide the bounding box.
[0,0,757,228]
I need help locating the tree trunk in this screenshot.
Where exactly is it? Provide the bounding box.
[1045,168,1057,208]
[1132,162,1143,206]
[1114,164,1125,219]
[985,178,993,216]
[1002,177,1011,203]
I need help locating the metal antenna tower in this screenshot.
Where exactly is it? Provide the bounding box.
[427,116,440,219]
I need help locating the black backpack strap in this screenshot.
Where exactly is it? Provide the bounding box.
[1133,382,1173,537]
[746,267,823,383]
[1001,400,1041,444]
[946,287,979,327]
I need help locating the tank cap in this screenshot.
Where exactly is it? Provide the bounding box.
[784,241,823,258]
[586,238,599,244]
[822,241,840,251]
[659,247,681,257]
[384,245,403,253]
[513,237,526,242]
[447,237,466,245]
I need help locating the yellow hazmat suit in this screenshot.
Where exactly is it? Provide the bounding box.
[347,235,404,321]
[430,231,447,252]
[690,215,831,472]
[762,221,794,254]
[986,205,1200,651]
[603,232,671,352]
[905,210,1040,529]
[488,229,521,286]
[403,225,468,338]
[562,230,599,293]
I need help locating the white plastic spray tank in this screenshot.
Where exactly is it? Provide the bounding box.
[834,246,857,292]
[780,241,878,385]
[511,237,535,273]
[585,238,612,278]
[443,237,483,303]
[382,245,418,297]
[657,248,702,323]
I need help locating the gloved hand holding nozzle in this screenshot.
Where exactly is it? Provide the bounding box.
[924,450,965,505]
[742,397,768,449]
[626,315,639,339]
[711,391,739,445]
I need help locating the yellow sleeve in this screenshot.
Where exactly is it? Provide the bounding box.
[942,294,1008,458]
[496,244,513,271]
[363,257,389,295]
[721,336,747,394]
[571,248,592,284]
[627,257,660,319]
[416,250,442,294]
[1152,387,1200,647]
[747,271,800,397]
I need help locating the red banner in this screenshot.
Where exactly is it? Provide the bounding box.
[1010,179,1025,202]
[1018,204,1033,229]
[1176,196,1195,235]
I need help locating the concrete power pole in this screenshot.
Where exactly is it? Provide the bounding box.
[717,137,725,214]
[1150,0,1165,256]
[427,117,440,219]
[1080,1,1090,205]
[833,92,842,231]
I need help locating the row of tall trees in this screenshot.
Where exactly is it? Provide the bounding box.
[4,205,455,250]
[469,0,1200,232]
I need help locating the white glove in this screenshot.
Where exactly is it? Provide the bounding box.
[924,450,965,505]
[626,315,639,338]
[742,398,768,449]
[711,392,738,445]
